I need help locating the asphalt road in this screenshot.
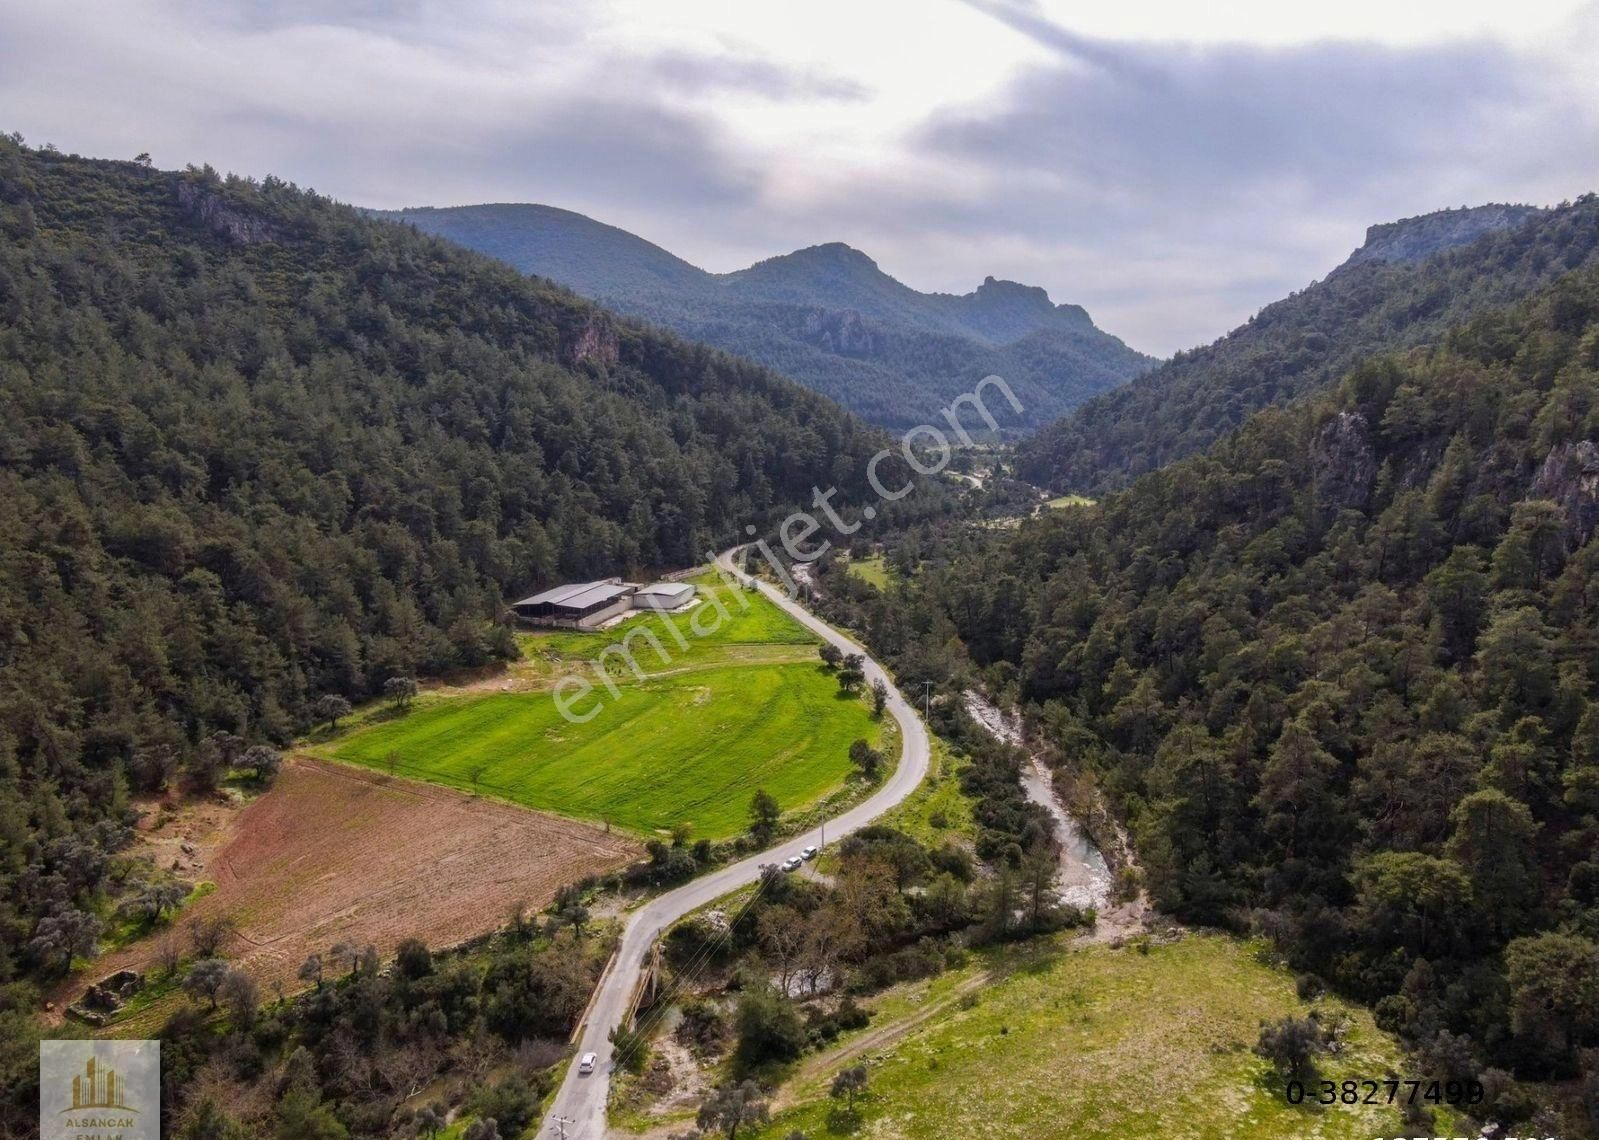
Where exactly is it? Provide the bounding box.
[540,547,932,1138]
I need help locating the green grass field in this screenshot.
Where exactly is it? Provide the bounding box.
[322,664,878,838]
[318,573,885,838]
[846,555,892,590]
[751,934,1457,1140]
[1043,493,1095,510]
[511,572,818,686]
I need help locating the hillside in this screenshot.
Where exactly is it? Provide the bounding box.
[376,204,1156,430]
[1017,196,1599,492]
[813,264,1599,1130]
[0,137,935,1014]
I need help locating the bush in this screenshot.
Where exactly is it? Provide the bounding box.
[1254,1016,1326,1081]
[396,939,433,980]
[609,1024,651,1075]
[805,995,873,1046]
[849,939,946,994]
[676,998,731,1056]
[929,842,974,882]
[1294,973,1326,1002]
[466,1073,545,1137]
[734,987,806,1069]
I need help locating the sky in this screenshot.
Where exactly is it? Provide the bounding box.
[4,0,1599,355]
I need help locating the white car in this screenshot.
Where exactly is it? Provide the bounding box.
[800,845,819,861]
[781,856,803,872]
[578,1052,597,1075]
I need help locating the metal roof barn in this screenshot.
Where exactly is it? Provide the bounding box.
[512,579,636,629]
[630,582,697,611]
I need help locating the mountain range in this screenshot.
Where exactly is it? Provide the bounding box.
[373,203,1156,431]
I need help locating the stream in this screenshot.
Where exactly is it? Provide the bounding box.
[963,690,1113,910]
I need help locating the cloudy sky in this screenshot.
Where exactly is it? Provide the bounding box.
[5,0,1599,354]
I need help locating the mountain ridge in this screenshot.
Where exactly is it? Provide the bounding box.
[374,202,1156,430]
[1016,195,1599,492]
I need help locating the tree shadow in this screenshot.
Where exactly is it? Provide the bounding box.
[826,1105,863,1134]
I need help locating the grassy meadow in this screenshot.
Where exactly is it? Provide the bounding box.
[317,570,886,839]
[321,664,879,837]
[1043,493,1095,509]
[749,934,1457,1140]
[845,554,892,589]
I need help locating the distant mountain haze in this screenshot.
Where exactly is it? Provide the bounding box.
[373,203,1157,431]
[1016,197,1599,492]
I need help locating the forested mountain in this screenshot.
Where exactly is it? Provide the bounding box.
[1018,197,1599,493]
[0,138,940,998]
[375,204,1156,430]
[819,264,1599,1122]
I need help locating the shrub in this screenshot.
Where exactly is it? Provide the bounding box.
[734,987,806,1069]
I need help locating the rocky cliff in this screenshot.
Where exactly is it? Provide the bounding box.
[1343,203,1544,268]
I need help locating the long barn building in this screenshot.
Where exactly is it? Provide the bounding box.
[511,579,635,630]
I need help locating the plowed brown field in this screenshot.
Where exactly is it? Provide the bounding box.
[74,758,639,1011]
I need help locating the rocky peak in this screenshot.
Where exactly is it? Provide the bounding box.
[1343,203,1544,268]
[964,276,1093,336]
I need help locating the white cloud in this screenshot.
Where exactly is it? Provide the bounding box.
[3,0,1598,355]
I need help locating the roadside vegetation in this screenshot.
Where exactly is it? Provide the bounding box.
[607,704,1093,1135]
[158,919,611,1139]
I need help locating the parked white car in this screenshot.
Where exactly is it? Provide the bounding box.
[781,856,803,872]
[800,845,819,861]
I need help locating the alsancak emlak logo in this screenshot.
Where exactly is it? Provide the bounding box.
[40,1040,160,1140]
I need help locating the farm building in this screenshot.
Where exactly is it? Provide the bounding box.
[511,579,636,630]
[631,582,697,612]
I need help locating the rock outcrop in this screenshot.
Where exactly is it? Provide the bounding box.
[1531,439,1599,546]
[1344,203,1543,268]
[563,312,620,369]
[800,308,877,356]
[1311,411,1378,517]
[174,179,284,245]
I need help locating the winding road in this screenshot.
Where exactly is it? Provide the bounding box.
[541,547,932,1138]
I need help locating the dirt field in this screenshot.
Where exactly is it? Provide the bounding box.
[68,758,639,1016]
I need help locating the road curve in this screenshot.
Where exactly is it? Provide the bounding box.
[541,547,931,1138]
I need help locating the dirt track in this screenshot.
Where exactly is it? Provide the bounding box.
[66,758,639,1010]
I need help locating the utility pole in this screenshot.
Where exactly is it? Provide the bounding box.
[922,680,933,721]
[551,1115,575,1139]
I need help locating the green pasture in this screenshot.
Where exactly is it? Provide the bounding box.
[319,662,879,839]
[751,934,1456,1140]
